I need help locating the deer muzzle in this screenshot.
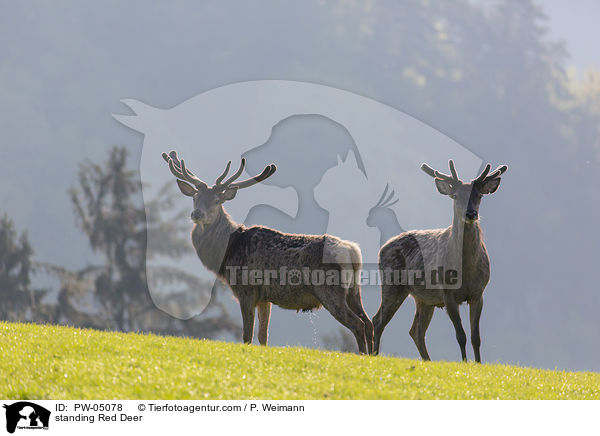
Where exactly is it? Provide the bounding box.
[191,210,205,222]
[465,210,478,221]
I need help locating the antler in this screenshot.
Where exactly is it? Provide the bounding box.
[213,158,277,191]
[421,160,462,185]
[373,184,399,208]
[214,161,231,186]
[228,164,277,189]
[214,158,247,190]
[163,152,277,192]
[473,164,491,182]
[473,163,507,184]
[422,160,507,185]
[162,150,209,190]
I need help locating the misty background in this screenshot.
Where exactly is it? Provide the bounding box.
[1,0,599,371]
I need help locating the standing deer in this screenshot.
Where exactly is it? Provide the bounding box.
[366,184,404,247]
[162,150,373,354]
[373,160,507,362]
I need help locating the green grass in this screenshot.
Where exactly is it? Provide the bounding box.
[0,321,598,399]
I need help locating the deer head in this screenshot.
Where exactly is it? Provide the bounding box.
[421,160,507,223]
[162,150,276,228]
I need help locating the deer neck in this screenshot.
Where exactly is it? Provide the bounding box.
[450,213,484,266]
[191,207,241,275]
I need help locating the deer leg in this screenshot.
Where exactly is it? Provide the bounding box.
[346,289,374,354]
[469,297,483,363]
[373,285,409,355]
[257,301,272,346]
[239,297,256,344]
[317,287,368,354]
[409,301,434,361]
[444,291,467,361]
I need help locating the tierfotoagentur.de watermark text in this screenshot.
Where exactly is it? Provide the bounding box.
[225,265,460,288]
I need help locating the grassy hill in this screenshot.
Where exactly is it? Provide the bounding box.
[0,321,598,399]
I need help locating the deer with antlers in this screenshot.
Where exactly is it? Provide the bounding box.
[373,160,507,362]
[162,151,373,354]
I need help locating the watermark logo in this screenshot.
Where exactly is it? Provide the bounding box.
[225,266,459,288]
[113,80,483,319]
[3,402,50,434]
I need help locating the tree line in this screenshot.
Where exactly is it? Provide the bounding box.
[0,147,238,339]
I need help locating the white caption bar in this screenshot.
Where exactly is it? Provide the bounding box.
[0,400,596,435]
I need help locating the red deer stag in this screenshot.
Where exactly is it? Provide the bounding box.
[373,160,507,362]
[163,151,373,354]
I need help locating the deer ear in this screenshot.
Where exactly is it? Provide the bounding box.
[480,178,501,194]
[434,179,454,196]
[176,179,197,197]
[220,186,238,202]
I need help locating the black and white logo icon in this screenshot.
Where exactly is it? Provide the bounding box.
[3,402,50,434]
